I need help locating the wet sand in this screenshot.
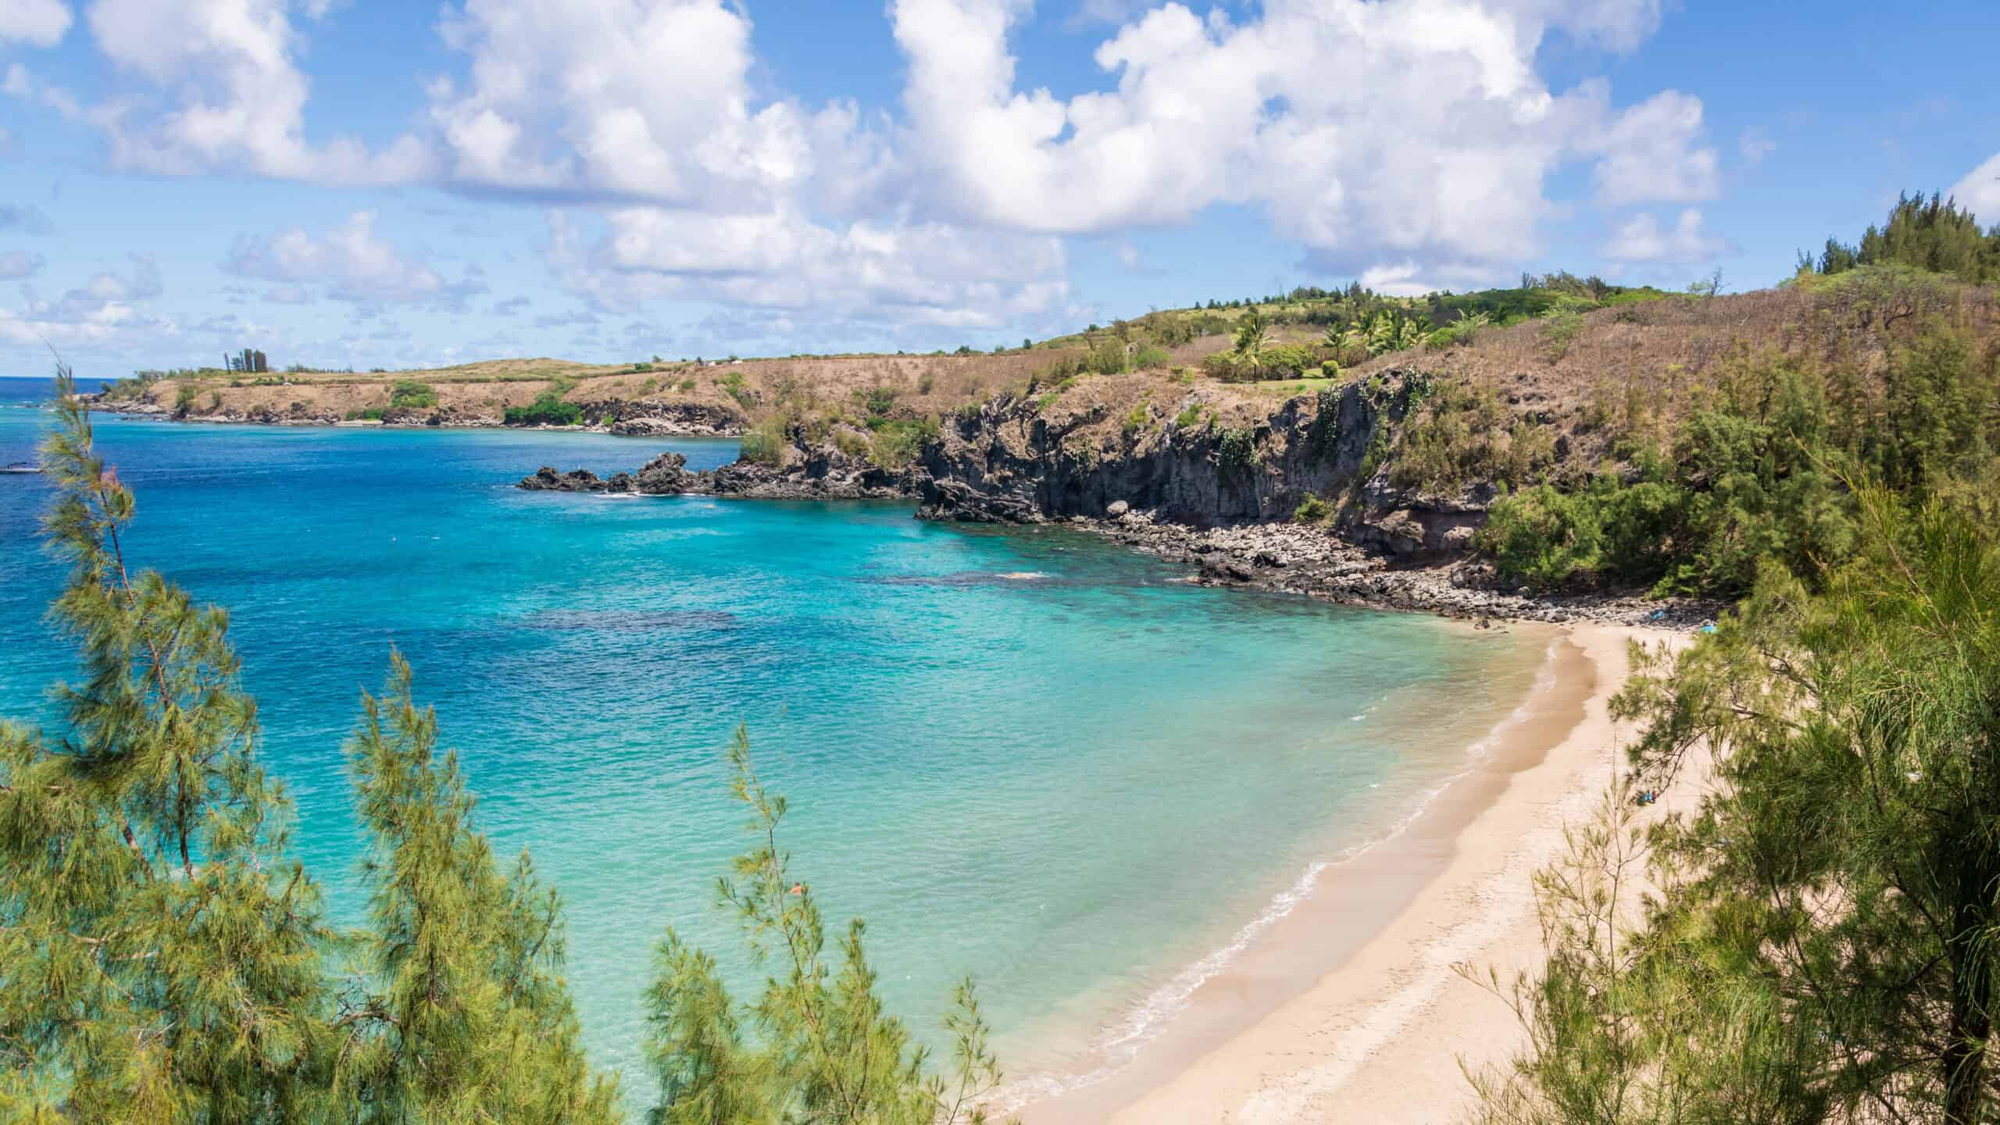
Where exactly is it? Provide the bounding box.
[1016,623,1697,1124]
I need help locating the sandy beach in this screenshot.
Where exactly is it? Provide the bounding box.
[1016,622,1703,1125]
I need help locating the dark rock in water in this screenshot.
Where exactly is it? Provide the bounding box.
[633,451,694,493]
[518,466,612,492]
[518,434,921,501]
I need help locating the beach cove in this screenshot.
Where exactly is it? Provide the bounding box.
[0,382,1571,1110]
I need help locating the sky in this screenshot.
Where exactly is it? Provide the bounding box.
[1,0,1996,375]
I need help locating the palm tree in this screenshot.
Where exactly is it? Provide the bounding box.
[1366,313,1398,356]
[1234,312,1269,357]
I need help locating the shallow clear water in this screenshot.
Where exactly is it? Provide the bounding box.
[0,375,1545,1104]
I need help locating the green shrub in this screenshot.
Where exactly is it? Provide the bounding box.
[739,418,787,465]
[867,416,939,469]
[1217,427,1257,482]
[1122,402,1150,438]
[504,389,584,426]
[1294,494,1331,524]
[717,371,754,408]
[857,385,898,418]
[1173,402,1202,429]
[1083,339,1128,375]
[1479,484,1605,589]
[1132,345,1171,370]
[1387,378,1538,495]
[1258,344,1313,379]
[1539,307,1586,362]
[389,379,438,410]
[679,378,696,392]
[832,429,871,460]
[1204,352,1251,383]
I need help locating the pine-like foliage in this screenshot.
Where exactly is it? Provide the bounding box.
[330,654,620,1124]
[0,369,619,1122]
[1809,191,2000,285]
[645,728,1006,1125]
[3,370,1011,1122]
[0,365,337,1121]
[1475,490,2000,1123]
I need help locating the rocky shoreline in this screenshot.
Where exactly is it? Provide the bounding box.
[519,452,1718,630]
[83,395,743,436]
[518,447,912,501]
[1064,507,1722,629]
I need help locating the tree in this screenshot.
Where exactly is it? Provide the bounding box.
[1394,315,1427,352]
[1,367,619,1122]
[0,364,340,1121]
[4,366,1014,1122]
[645,729,1005,1125]
[1233,311,1268,358]
[1478,491,2000,1123]
[333,654,619,1124]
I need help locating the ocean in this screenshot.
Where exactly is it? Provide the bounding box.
[0,374,1547,1107]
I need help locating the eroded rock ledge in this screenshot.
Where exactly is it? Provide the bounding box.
[518,446,911,501]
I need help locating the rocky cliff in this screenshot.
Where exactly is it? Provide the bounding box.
[915,372,1493,556]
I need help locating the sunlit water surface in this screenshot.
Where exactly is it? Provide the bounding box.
[0,375,1545,1105]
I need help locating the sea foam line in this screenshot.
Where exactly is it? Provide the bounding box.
[989,634,1562,1114]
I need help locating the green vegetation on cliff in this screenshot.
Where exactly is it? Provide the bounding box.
[1481,314,1996,595]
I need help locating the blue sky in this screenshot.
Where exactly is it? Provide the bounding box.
[1,0,1996,375]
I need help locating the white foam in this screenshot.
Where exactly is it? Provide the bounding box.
[990,634,1562,1113]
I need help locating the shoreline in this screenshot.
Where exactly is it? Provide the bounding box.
[70,405,1722,633]
[1009,621,1695,1124]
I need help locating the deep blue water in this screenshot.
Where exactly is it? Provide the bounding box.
[0,374,1544,1102]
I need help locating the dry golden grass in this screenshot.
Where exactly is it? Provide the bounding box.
[1344,275,2000,468]
[136,270,1999,457]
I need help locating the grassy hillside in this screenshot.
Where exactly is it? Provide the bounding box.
[99,192,2000,607]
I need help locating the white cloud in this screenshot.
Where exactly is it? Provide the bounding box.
[8,0,1731,349]
[887,0,1714,286]
[1738,127,1775,165]
[426,0,879,210]
[82,0,430,182]
[546,207,1069,331]
[1584,89,1719,205]
[1600,208,1733,263]
[225,211,464,305]
[0,254,168,347]
[0,250,45,278]
[0,0,71,46]
[1949,152,2000,224]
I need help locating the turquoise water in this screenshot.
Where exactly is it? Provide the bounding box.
[0,375,1545,1102]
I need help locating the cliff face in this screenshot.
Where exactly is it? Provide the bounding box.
[915,374,1489,554]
